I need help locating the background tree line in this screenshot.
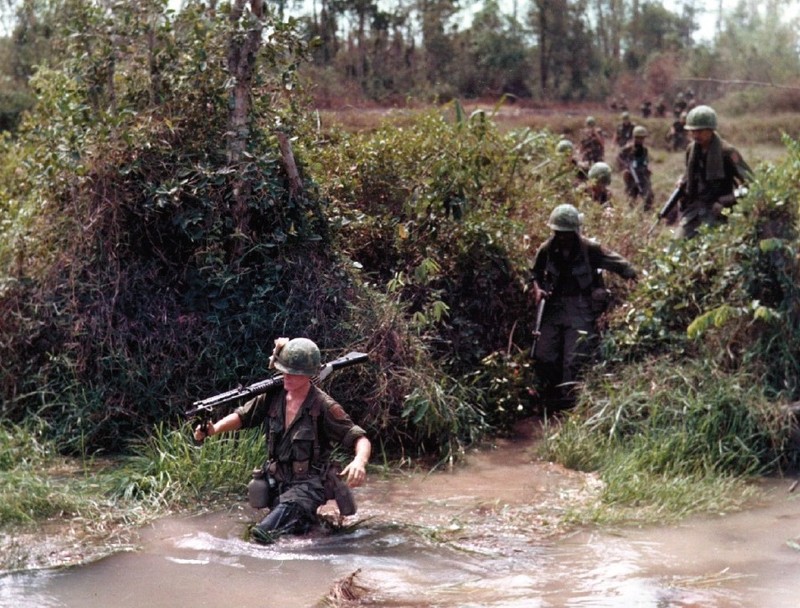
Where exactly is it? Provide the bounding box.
[1,0,800,125]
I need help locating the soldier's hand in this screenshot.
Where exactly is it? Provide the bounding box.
[532,283,549,305]
[340,458,367,488]
[193,422,215,443]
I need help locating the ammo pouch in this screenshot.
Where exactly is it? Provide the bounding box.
[323,462,357,516]
[590,287,611,315]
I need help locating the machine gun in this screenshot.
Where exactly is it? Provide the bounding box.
[647,185,685,235]
[186,351,369,434]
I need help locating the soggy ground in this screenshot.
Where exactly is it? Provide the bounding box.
[2,424,799,607]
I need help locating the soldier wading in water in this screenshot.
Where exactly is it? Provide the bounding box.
[529,204,637,410]
[194,337,371,543]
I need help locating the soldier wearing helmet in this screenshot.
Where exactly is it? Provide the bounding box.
[584,161,613,207]
[529,204,637,410]
[614,111,634,148]
[666,111,688,152]
[674,105,752,239]
[617,125,654,210]
[578,116,605,165]
[556,138,588,182]
[194,337,371,543]
[672,91,687,118]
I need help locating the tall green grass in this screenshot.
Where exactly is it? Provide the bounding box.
[540,357,793,523]
[115,422,265,506]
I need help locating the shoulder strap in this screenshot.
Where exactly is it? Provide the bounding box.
[309,390,322,465]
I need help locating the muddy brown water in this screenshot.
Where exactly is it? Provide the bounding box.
[2,435,799,607]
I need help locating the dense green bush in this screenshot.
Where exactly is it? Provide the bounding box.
[612,136,800,397]
[308,102,581,426]
[0,4,484,460]
[0,90,34,133]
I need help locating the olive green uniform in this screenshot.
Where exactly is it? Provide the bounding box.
[614,121,634,147]
[617,140,654,210]
[677,133,751,239]
[236,385,366,532]
[579,127,605,164]
[531,235,636,407]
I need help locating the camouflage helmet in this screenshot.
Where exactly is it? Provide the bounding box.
[547,204,583,232]
[585,116,596,127]
[633,125,648,138]
[621,111,630,121]
[556,139,574,154]
[269,337,320,376]
[588,161,612,184]
[684,105,717,131]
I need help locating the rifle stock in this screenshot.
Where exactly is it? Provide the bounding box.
[185,351,369,424]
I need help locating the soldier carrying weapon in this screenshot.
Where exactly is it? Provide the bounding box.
[529,205,637,411]
[192,337,372,544]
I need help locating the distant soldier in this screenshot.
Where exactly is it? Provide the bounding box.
[672,91,687,118]
[674,105,752,239]
[640,99,652,119]
[666,112,687,152]
[579,116,605,164]
[617,125,654,211]
[584,162,613,207]
[655,97,667,118]
[614,111,634,148]
[556,138,587,183]
[529,204,638,409]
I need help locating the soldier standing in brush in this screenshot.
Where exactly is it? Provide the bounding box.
[614,111,635,149]
[674,105,752,239]
[666,112,688,152]
[584,162,614,207]
[617,125,654,211]
[529,204,637,410]
[556,138,587,183]
[578,116,605,164]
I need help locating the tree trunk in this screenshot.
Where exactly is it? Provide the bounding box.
[226,0,264,253]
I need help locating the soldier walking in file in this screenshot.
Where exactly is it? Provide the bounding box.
[614,111,635,149]
[674,105,752,239]
[617,125,654,211]
[584,162,614,207]
[666,112,687,152]
[579,116,605,164]
[529,205,637,410]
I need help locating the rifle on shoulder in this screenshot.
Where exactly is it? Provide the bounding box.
[186,351,369,433]
[647,185,685,235]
